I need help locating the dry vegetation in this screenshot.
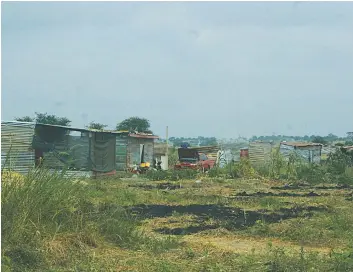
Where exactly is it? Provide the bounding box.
[2,150,353,271]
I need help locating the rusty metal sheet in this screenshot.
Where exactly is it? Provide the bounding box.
[249,142,273,164]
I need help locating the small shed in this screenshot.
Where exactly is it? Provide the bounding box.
[280,142,322,163]
[2,121,119,176]
[114,131,159,171]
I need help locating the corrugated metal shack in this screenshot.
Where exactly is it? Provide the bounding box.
[1,121,36,173]
[2,121,160,174]
[115,132,159,170]
[2,121,119,176]
[249,141,274,164]
[280,142,322,163]
[95,130,160,171]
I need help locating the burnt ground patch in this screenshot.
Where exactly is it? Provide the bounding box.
[128,182,182,190]
[233,191,325,197]
[127,204,327,235]
[271,184,352,190]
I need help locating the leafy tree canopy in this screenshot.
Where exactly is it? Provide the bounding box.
[35,112,71,126]
[86,121,107,130]
[14,116,34,122]
[311,136,327,145]
[116,117,152,133]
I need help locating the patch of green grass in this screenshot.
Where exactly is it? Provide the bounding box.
[259,197,283,210]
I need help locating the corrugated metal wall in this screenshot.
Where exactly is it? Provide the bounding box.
[249,142,273,164]
[116,135,127,170]
[1,121,35,173]
[127,138,140,166]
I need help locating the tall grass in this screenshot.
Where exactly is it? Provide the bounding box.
[1,166,179,271]
[250,148,353,185]
[2,168,87,270]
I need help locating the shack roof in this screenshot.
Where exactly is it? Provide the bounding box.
[183,145,220,153]
[129,133,159,139]
[280,142,323,148]
[342,146,353,151]
[36,122,90,132]
[2,121,159,138]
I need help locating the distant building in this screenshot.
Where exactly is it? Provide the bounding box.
[248,141,274,164]
[280,142,323,163]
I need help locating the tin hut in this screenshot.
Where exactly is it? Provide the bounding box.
[114,131,159,171]
[279,142,323,163]
[2,121,120,177]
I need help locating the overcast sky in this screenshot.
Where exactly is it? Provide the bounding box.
[2,2,353,138]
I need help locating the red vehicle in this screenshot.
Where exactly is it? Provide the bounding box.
[174,148,216,171]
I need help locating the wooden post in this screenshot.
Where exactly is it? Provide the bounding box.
[166,126,169,156]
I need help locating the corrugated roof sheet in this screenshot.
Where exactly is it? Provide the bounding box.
[281,142,322,148]
[129,133,159,139]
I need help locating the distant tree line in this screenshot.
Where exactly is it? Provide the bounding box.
[14,113,352,146]
[250,133,353,145]
[169,136,218,147]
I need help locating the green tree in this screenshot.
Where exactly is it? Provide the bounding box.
[14,116,34,122]
[35,112,71,126]
[86,121,107,130]
[116,117,152,133]
[312,136,327,145]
